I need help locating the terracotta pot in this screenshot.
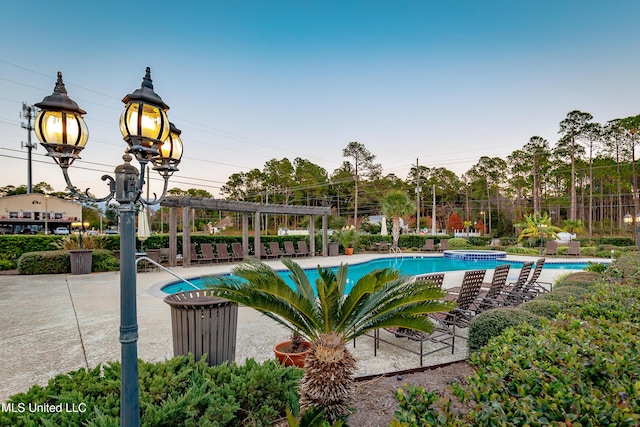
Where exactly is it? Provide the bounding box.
[345,247,354,256]
[273,340,312,368]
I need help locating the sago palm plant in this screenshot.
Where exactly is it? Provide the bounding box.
[205,257,454,423]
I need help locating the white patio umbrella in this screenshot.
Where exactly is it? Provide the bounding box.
[137,206,151,251]
[380,216,388,236]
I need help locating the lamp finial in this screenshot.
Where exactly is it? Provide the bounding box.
[141,67,153,90]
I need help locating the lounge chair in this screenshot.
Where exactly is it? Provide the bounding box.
[545,241,557,256]
[373,272,457,366]
[231,242,244,261]
[470,264,510,313]
[500,261,535,305]
[283,241,298,257]
[439,239,449,251]
[567,241,581,256]
[414,272,445,288]
[215,243,232,263]
[259,243,277,259]
[189,243,204,264]
[296,240,310,257]
[159,247,170,264]
[421,239,435,252]
[522,258,552,294]
[269,241,283,258]
[199,243,216,264]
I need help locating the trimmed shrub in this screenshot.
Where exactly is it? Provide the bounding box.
[0,356,302,426]
[520,298,563,319]
[554,271,601,289]
[505,246,540,255]
[447,238,473,249]
[499,236,518,246]
[606,252,640,285]
[0,259,16,270]
[16,249,119,274]
[467,308,542,352]
[536,288,584,302]
[17,250,70,274]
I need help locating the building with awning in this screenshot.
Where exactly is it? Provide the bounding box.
[0,193,82,234]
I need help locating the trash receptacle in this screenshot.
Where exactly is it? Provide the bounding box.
[69,249,93,275]
[328,242,340,256]
[164,290,238,366]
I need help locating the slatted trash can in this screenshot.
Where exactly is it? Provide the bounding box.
[164,290,238,366]
[69,249,93,275]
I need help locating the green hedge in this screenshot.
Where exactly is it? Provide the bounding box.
[0,356,303,426]
[467,308,542,352]
[0,235,62,262]
[519,298,564,319]
[393,264,640,426]
[16,249,118,274]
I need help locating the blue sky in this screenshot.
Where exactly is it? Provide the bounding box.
[1,1,639,197]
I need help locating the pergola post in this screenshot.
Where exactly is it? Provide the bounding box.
[322,214,328,257]
[254,211,261,258]
[182,207,191,267]
[242,213,249,256]
[168,207,177,266]
[309,214,316,256]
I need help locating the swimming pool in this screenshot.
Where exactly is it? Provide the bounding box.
[161,256,598,295]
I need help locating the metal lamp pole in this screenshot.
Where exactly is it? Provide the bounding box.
[34,68,183,427]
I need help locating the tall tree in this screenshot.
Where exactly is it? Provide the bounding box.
[582,122,603,236]
[558,110,593,221]
[522,136,552,214]
[380,190,414,248]
[342,142,379,229]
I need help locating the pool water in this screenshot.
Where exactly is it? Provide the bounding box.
[161,256,596,295]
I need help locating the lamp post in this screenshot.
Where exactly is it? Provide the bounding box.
[34,68,183,427]
[480,211,485,235]
[538,223,548,256]
[623,213,640,252]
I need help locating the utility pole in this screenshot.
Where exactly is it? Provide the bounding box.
[431,184,436,234]
[415,158,421,234]
[21,103,37,194]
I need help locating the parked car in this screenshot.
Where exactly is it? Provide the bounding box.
[54,227,70,235]
[104,229,119,235]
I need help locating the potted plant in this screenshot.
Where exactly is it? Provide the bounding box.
[336,225,358,255]
[54,234,105,275]
[273,332,312,368]
[206,258,454,423]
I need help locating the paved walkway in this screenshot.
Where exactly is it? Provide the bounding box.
[0,253,599,402]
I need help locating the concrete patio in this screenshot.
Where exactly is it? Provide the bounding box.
[0,253,595,402]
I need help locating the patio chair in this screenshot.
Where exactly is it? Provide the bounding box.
[377,241,390,253]
[439,239,449,251]
[421,239,435,252]
[231,242,244,261]
[215,243,232,263]
[189,243,204,264]
[296,240,310,257]
[159,247,170,264]
[433,269,487,328]
[545,241,557,256]
[469,264,510,313]
[143,249,161,272]
[259,243,277,259]
[269,241,283,258]
[567,241,581,256]
[199,243,216,264]
[283,240,298,257]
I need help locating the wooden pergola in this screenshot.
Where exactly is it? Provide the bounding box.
[160,196,331,267]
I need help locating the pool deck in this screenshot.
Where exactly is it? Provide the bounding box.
[0,253,603,402]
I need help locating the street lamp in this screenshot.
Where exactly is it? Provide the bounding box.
[480,211,485,235]
[623,213,640,252]
[71,220,90,248]
[35,68,183,427]
[538,223,548,256]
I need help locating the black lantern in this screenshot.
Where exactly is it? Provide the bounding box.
[34,72,89,167]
